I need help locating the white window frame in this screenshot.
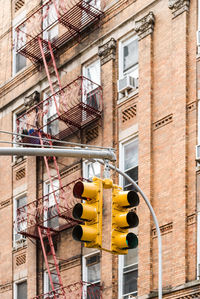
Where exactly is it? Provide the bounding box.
[12,10,27,76]
[14,278,27,299]
[82,59,101,102]
[43,271,59,298]
[118,34,138,80]
[13,194,27,249]
[43,89,59,136]
[119,136,138,189]
[118,250,138,299]
[83,160,101,181]
[42,0,59,42]
[43,179,59,228]
[82,251,101,298]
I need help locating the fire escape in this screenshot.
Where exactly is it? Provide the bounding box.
[14,0,103,297]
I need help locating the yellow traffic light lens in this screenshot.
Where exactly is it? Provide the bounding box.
[126,232,138,249]
[127,191,140,207]
[72,225,83,241]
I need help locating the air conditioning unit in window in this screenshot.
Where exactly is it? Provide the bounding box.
[117,75,138,95]
[14,234,26,249]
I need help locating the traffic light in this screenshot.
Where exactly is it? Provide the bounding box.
[111,185,139,254]
[72,177,103,249]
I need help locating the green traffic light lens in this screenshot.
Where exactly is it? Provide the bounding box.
[126,232,138,249]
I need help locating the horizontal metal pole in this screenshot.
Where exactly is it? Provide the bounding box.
[0,147,116,161]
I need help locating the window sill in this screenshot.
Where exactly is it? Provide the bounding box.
[117,88,139,105]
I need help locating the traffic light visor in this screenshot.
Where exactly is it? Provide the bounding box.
[115,190,139,207]
[72,203,97,221]
[72,225,97,242]
[73,181,98,199]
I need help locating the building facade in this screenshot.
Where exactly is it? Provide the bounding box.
[0,0,199,298]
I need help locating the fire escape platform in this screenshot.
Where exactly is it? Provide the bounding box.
[16,0,103,63]
[17,76,103,142]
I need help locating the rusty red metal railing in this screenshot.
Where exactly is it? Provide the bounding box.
[15,76,103,142]
[15,0,104,64]
[32,280,102,299]
[14,179,85,239]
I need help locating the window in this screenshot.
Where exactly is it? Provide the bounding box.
[14,280,27,299]
[44,179,59,228]
[119,137,138,298]
[119,247,138,299]
[13,12,26,75]
[44,271,59,298]
[83,252,101,298]
[82,60,101,112]
[13,195,27,248]
[119,35,138,80]
[83,161,101,181]
[120,138,138,190]
[43,0,58,42]
[43,91,59,136]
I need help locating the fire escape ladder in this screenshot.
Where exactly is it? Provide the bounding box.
[38,131,62,216]
[38,226,66,299]
[38,37,61,116]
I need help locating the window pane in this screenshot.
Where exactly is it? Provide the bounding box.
[124,140,138,171]
[124,248,138,268]
[16,53,26,73]
[87,162,101,181]
[124,166,138,188]
[88,262,100,283]
[17,281,27,299]
[123,39,138,73]
[123,269,138,296]
[17,196,27,209]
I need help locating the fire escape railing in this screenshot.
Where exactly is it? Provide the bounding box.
[15,0,103,63]
[16,76,103,141]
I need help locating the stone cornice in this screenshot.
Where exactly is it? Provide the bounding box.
[168,0,190,18]
[98,38,116,65]
[135,11,155,40]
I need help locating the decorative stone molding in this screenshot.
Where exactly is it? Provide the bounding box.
[187,214,196,226]
[153,114,173,130]
[152,222,173,238]
[0,282,12,293]
[0,198,11,209]
[187,101,196,112]
[135,11,155,40]
[98,38,116,65]
[168,0,190,18]
[122,104,137,123]
[24,90,40,109]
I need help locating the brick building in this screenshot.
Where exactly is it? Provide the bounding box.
[0,0,199,298]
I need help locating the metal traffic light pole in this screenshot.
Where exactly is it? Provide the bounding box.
[0,146,162,299]
[100,159,162,299]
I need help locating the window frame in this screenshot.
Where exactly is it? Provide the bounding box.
[43,178,59,228]
[118,251,138,299]
[119,34,138,80]
[83,160,101,181]
[14,279,27,299]
[43,89,59,136]
[119,136,138,189]
[82,251,101,298]
[12,10,27,76]
[42,0,59,42]
[13,193,27,249]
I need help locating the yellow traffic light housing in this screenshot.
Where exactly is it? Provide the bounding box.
[111,185,139,254]
[72,178,103,249]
